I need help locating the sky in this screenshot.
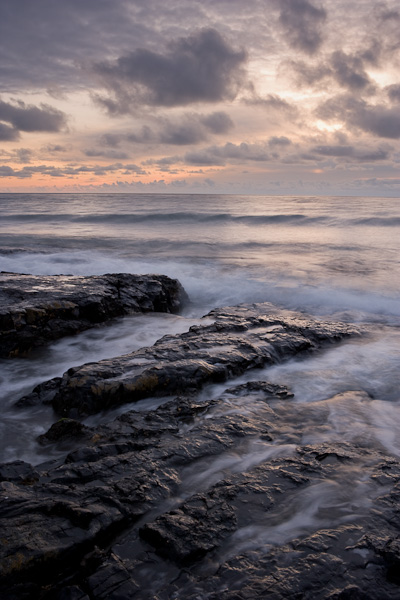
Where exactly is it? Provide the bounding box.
[0,0,399,196]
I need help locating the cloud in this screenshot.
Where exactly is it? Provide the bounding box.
[277,0,327,54]
[244,94,297,114]
[286,60,330,87]
[93,28,247,111]
[386,84,400,102]
[310,144,391,162]
[200,112,234,134]
[0,0,161,90]
[0,161,146,178]
[127,122,208,146]
[83,148,130,159]
[126,111,234,146]
[185,141,270,166]
[0,98,67,133]
[100,134,122,148]
[288,50,375,92]
[142,156,181,167]
[0,122,19,141]
[15,148,33,163]
[44,144,68,153]
[330,51,373,92]
[268,136,292,146]
[317,95,400,139]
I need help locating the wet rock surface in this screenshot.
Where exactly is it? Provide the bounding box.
[2,301,399,599]
[1,383,400,599]
[0,272,187,357]
[18,302,359,417]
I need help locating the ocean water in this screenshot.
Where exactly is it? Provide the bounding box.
[1,193,399,549]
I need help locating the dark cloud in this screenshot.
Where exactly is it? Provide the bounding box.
[288,50,375,92]
[100,134,122,148]
[311,145,354,157]
[45,144,68,153]
[359,40,382,67]
[330,51,373,91]
[0,122,19,141]
[83,148,130,159]
[184,150,226,166]
[386,84,400,103]
[185,141,270,166]
[126,112,234,146]
[0,161,146,178]
[286,59,330,87]
[356,148,390,162]
[127,122,208,146]
[0,0,160,90]
[15,148,33,163]
[126,126,157,144]
[159,124,207,146]
[268,136,292,146]
[200,112,234,134]
[317,95,400,139]
[0,99,67,132]
[310,144,390,161]
[142,156,181,167]
[277,0,327,54]
[244,94,298,114]
[93,28,247,111]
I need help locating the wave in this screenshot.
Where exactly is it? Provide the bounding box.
[349,217,400,227]
[1,211,331,226]
[3,211,399,227]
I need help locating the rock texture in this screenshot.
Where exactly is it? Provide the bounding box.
[3,299,397,599]
[18,302,360,417]
[0,272,187,357]
[1,383,400,599]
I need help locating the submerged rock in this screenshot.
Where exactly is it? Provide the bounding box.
[18,302,360,416]
[0,271,188,357]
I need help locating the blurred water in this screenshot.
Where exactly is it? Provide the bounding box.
[0,193,399,484]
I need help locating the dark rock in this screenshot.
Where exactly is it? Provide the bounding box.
[1,378,400,599]
[0,460,39,484]
[37,419,91,446]
[4,302,398,600]
[139,491,238,565]
[0,271,188,357]
[18,302,360,416]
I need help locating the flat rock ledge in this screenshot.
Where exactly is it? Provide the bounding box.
[0,272,188,357]
[18,302,360,417]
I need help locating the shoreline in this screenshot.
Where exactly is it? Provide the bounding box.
[2,274,399,598]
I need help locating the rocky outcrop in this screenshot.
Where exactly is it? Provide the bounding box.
[1,383,400,599]
[18,302,360,417]
[4,298,396,599]
[0,272,187,357]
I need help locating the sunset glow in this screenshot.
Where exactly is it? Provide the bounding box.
[1,0,400,195]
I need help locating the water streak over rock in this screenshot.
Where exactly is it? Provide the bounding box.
[18,302,360,417]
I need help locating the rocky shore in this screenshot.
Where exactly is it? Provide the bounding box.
[1,274,400,599]
[0,272,187,358]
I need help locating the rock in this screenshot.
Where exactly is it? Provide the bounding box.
[18,302,360,416]
[2,378,400,599]
[0,271,188,357]
[0,460,39,484]
[37,418,91,446]
[4,299,397,599]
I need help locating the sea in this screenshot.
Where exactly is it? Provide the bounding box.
[0,192,399,546]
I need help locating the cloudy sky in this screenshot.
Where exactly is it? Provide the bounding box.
[0,0,399,195]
